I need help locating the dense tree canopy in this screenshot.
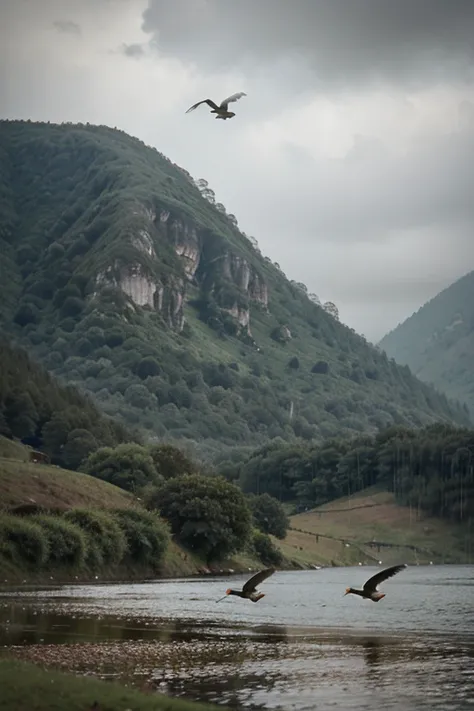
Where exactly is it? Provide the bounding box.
[147,474,253,561]
[82,443,161,492]
[148,443,197,479]
[231,423,474,523]
[0,337,131,467]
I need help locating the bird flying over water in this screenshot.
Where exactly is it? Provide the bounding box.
[185,92,247,120]
[344,564,407,602]
[216,568,275,603]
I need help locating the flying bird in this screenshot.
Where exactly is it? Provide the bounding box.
[185,92,247,120]
[216,568,275,603]
[344,564,407,602]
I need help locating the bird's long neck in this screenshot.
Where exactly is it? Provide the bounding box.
[228,589,243,597]
[349,588,367,597]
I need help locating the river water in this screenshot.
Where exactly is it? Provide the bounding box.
[0,566,473,710]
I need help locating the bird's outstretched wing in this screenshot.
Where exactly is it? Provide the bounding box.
[186,98,220,114]
[363,564,407,593]
[243,567,275,594]
[219,92,247,110]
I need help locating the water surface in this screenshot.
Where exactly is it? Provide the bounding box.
[1,566,473,710]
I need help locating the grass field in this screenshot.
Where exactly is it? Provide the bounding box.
[0,659,220,711]
[0,435,137,512]
[278,487,472,566]
[0,459,138,512]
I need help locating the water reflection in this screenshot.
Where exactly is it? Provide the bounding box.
[362,638,381,667]
[1,567,474,710]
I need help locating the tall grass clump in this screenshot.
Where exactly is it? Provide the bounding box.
[0,514,49,568]
[113,508,170,566]
[63,509,126,569]
[32,515,87,568]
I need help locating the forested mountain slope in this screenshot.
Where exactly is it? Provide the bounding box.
[0,337,132,469]
[0,120,469,459]
[379,270,474,415]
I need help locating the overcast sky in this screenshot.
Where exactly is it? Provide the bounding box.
[2,0,474,341]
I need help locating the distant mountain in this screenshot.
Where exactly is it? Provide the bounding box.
[379,270,474,415]
[0,119,469,460]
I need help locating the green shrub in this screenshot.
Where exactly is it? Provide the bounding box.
[63,509,126,568]
[251,530,283,567]
[32,515,87,568]
[248,493,289,539]
[113,509,170,566]
[0,514,49,568]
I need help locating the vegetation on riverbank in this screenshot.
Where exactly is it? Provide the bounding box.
[1,430,472,580]
[0,436,283,582]
[0,659,221,711]
[0,505,170,580]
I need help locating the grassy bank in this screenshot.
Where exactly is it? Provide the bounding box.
[0,437,268,583]
[0,658,220,711]
[278,486,472,567]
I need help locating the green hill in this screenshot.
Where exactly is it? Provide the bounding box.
[0,119,470,461]
[0,435,137,512]
[280,487,472,566]
[379,270,474,415]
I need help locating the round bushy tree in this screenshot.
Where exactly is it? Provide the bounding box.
[148,474,252,562]
[82,443,160,492]
[148,444,196,479]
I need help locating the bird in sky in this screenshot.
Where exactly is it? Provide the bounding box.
[185,92,247,120]
[344,564,407,602]
[216,568,275,603]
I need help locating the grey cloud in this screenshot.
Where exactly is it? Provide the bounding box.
[122,43,145,58]
[245,124,474,245]
[142,0,474,88]
[53,20,81,35]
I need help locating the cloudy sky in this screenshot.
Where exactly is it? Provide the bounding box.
[2,0,474,341]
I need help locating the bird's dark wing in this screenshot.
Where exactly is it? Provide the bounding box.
[185,98,220,114]
[242,567,275,594]
[219,92,247,110]
[363,564,407,593]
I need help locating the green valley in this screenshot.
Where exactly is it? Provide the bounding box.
[0,119,472,577]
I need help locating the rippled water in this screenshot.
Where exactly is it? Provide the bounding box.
[1,566,473,710]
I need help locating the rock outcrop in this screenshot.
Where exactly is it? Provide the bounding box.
[95,202,269,335]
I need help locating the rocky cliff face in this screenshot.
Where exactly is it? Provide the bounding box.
[95,202,269,335]
[220,252,269,309]
[161,210,201,279]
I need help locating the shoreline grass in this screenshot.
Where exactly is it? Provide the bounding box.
[0,658,222,711]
